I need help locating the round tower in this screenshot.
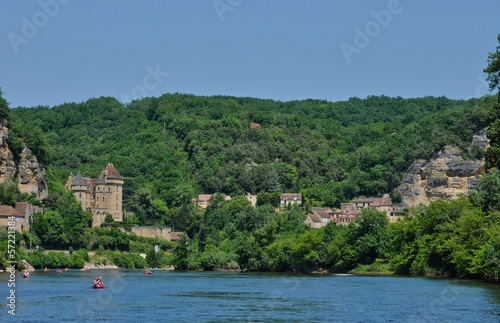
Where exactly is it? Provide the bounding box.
[71,171,87,210]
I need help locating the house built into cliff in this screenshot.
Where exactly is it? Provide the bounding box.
[65,163,123,227]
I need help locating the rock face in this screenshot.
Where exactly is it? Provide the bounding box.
[18,260,35,272]
[0,118,47,200]
[0,119,16,182]
[18,145,48,200]
[394,129,488,208]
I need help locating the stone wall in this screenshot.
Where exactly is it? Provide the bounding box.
[120,226,172,241]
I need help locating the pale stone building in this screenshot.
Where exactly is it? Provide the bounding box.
[65,163,124,227]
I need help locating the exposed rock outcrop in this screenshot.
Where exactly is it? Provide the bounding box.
[0,118,16,182]
[394,129,487,208]
[82,261,119,270]
[18,260,35,272]
[18,145,48,200]
[0,118,47,200]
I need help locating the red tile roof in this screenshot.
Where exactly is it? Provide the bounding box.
[0,206,22,217]
[280,193,302,200]
[171,232,183,241]
[15,202,28,213]
[103,163,123,179]
[307,214,321,223]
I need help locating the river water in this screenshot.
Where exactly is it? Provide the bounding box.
[1,270,499,322]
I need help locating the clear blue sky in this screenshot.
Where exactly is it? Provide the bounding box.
[1,0,499,108]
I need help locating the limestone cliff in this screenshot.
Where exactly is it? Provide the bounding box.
[18,144,48,200]
[394,129,487,208]
[0,118,17,182]
[0,118,48,200]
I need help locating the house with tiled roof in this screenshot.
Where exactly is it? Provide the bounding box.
[304,207,334,228]
[333,197,405,224]
[0,205,24,231]
[65,163,124,227]
[280,192,302,206]
[14,202,43,232]
[304,213,322,228]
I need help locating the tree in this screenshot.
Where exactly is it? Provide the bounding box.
[146,247,160,267]
[484,34,500,94]
[0,88,10,121]
[484,34,500,170]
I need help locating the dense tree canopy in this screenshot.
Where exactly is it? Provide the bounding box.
[11,93,492,228]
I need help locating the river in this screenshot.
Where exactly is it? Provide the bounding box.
[1,270,499,322]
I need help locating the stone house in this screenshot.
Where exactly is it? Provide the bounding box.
[65,163,124,227]
[14,202,43,232]
[304,213,322,228]
[0,205,23,231]
[304,207,333,228]
[280,192,302,206]
[333,197,404,224]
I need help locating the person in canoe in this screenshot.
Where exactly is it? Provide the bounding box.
[92,277,104,288]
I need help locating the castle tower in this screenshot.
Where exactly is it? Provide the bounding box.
[102,163,124,222]
[71,171,87,209]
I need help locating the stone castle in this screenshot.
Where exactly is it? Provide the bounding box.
[65,163,123,227]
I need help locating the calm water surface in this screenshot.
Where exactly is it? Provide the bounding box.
[1,270,499,322]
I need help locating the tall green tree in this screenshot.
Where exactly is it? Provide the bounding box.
[484,34,500,170]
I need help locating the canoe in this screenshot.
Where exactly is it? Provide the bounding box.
[43,268,50,272]
[55,270,63,273]
[23,274,29,278]
[144,270,153,274]
[92,284,104,289]
[64,268,70,271]
[80,268,90,271]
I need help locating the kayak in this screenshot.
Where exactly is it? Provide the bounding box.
[80,268,90,271]
[64,268,70,271]
[43,268,50,272]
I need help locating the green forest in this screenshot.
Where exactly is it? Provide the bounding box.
[1,36,500,280]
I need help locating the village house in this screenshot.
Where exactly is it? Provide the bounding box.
[0,203,43,232]
[14,202,44,232]
[0,205,23,232]
[333,197,404,224]
[65,163,124,227]
[280,192,302,206]
[304,207,333,228]
[332,204,362,226]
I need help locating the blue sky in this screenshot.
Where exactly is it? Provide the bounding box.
[1,0,499,108]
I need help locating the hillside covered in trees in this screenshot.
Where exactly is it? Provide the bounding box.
[11,94,493,229]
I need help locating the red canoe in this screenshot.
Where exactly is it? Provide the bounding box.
[92,284,104,289]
